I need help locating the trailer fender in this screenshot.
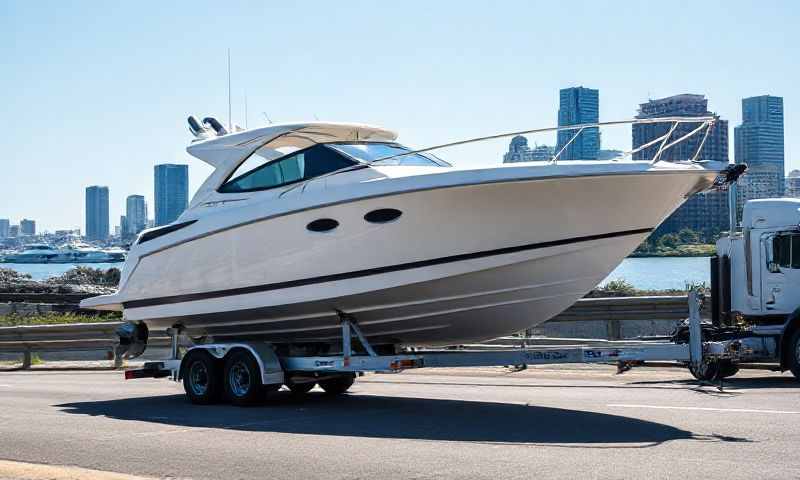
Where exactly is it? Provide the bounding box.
[779,308,800,371]
[180,343,285,386]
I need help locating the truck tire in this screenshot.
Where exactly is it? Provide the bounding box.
[224,349,267,406]
[182,349,223,405]
[789,329,800,381]
[318,374,355,395]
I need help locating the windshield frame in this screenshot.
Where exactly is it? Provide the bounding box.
[328,142,452,167]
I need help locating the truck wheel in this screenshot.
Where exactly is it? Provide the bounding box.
[182,349,222,405]
[224,350,266,406]
[789,329,800,381]
[285,378,316,396]
[318,374,355,395]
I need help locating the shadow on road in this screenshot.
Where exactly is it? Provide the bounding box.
[56,391,747,446]
[630,374,798,390]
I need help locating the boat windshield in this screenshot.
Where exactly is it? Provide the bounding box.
[329,143,451,167]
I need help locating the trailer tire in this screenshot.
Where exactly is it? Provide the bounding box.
[689,359,737,381]
[224,349,266,406]
[318,374,355,395]
[717,361,739,379]
[789,329,800,381]
[182,350,223,405]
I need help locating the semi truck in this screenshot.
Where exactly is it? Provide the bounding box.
[684,196,800,381]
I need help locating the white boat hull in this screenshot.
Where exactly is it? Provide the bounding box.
[89,164,719,346]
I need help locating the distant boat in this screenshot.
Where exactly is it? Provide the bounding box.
[0,243,125,264]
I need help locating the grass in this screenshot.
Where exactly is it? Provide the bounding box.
[630,243,716,258]
[0,312,121,327]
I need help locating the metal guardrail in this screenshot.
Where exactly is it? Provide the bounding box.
[0,321,170,369]
[0,295,695,369]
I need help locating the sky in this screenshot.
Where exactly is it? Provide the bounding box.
[1,1,798,232]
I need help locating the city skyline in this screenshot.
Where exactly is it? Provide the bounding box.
[2,2,798,231]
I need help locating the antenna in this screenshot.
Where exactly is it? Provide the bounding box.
[262,112,273,124]
[244,91,248,129]
[227,48,232,131]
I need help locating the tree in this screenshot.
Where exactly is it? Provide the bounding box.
[677,228,700,245]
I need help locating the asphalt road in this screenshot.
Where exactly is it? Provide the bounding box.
[1,365,799,480]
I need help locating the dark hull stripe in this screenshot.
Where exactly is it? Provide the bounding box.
[123,227,653,309]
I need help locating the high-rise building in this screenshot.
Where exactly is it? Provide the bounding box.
[125,194,147,236]
[786,170,800,198]
[20,219,35,236]
[632,94,730,239]
[502,136,554,163]
[735,95,785,210]
[85,185,110,241]
[119,216,127,238]
[556,86,599,160]
[0,219,9,238]
[154,164,189,226]
[9,225,19,238]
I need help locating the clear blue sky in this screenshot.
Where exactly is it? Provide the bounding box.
[2,1,798,232]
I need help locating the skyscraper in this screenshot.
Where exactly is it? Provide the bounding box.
[20,219,36,236]
[85,185,110,241]
[502,136,554,163]
[154,164,189,226]
[0,219,9,239]
[556,86,599,160]
[125,194,147,236]
[735,95,785,209]
[786,170,800,198]
[632,94,730,239]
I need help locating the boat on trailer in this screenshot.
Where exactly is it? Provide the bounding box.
[82,115,734,350]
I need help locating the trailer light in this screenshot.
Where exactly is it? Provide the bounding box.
[124,370,135,380]
[390,359,423,370]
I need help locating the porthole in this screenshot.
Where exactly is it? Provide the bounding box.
[307,218,339,232]
[364,208,402,224]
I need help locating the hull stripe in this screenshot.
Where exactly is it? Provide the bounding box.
[123,227,652,309]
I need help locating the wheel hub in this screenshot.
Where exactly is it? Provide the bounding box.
[228,361,252,397]
[189,362,209,396]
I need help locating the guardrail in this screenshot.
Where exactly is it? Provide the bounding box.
[0,295,696,369]
[0,322,169,369]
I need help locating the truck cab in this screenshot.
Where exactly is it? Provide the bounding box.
[715,198,800,324]
[709,198,800,379]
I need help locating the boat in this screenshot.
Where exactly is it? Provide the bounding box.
[1,244,66,264]
[81,116,738,348]
[1,243,125,264]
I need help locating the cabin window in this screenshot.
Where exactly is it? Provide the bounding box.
[219,144,356,193]
[772,233,800,270]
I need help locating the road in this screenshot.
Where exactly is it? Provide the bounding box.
[1,365,799,479]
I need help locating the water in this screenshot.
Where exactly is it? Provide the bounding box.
[600,256,710,291]
[2,263,122,281]
[4,257,711,290]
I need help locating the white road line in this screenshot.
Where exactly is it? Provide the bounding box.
[608,404,800,415]
[0,384,12,388]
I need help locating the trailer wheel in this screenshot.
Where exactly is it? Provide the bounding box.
[789,329,800,381]
[717,361,739,379]
[224,349,267,406]
[182,350,223,405]
[318,374,355,395]
[689,359,737,381]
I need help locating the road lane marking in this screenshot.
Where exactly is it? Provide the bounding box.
[608,404,800,415]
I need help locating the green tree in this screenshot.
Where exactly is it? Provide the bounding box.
[677,228,700,245]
